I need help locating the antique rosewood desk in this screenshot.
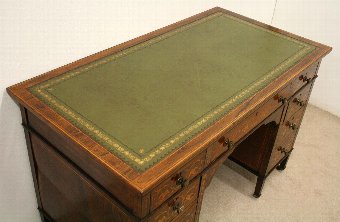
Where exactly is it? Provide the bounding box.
[7,7,331,222]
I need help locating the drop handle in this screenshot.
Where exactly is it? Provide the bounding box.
[278,96,288,104]
[299,75,312,83]
[293,98,305,107]
[287,121,298,130]
[172,201,184,214]
[277,146,289,155]
[218,137,234,150]
[176,176,189,188]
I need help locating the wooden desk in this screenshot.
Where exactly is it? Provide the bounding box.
[7,7,331,222]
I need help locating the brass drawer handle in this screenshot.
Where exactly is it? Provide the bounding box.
[293,98,305,107]
[172,201,184,214]
[218,137,234,150]
[223,138,234,149]
[278,96,287,104]
[299,75,311,83]
[176,176,189,188]
[286,121,298,130]
[277,146,289,155]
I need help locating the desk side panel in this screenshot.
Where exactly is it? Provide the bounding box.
[30,133,137,222]
[25,108,147,218]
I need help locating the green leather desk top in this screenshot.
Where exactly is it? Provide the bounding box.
[29,12,315,171]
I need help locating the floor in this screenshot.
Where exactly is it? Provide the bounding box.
[200,105,340,222]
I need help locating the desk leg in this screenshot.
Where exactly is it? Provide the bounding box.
[43,216,51,222]
[276,154,290,171]
[253,122,279,198]
[253,176,266,198]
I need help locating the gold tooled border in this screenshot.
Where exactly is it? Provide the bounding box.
[29,12,315,171]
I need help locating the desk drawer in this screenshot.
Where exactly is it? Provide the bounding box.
[277,62,318,102]
[267,107,306,173]
[285,81,313,120]
[150,152,205,211]
[208,95,284,164]
[147,178,199,222]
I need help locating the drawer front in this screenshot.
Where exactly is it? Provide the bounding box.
[267,107,306,173]
[148,178,200,222]
[172,203,197,222]
[277,62,318,102]
[150,152,205,211]
[285,81,313,120]
[208,95,285,164]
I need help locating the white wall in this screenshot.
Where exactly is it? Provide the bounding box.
[0,1,336,221]
[272,0,340,116]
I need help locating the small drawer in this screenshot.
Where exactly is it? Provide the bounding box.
[277,62,318,102]
[285,81,313,120]
[150,152,205,211]
[148,178,200,222]
[267,107,306,173]
[207,95,285,164]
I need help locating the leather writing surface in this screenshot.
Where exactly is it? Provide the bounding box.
[29,12,315,171]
